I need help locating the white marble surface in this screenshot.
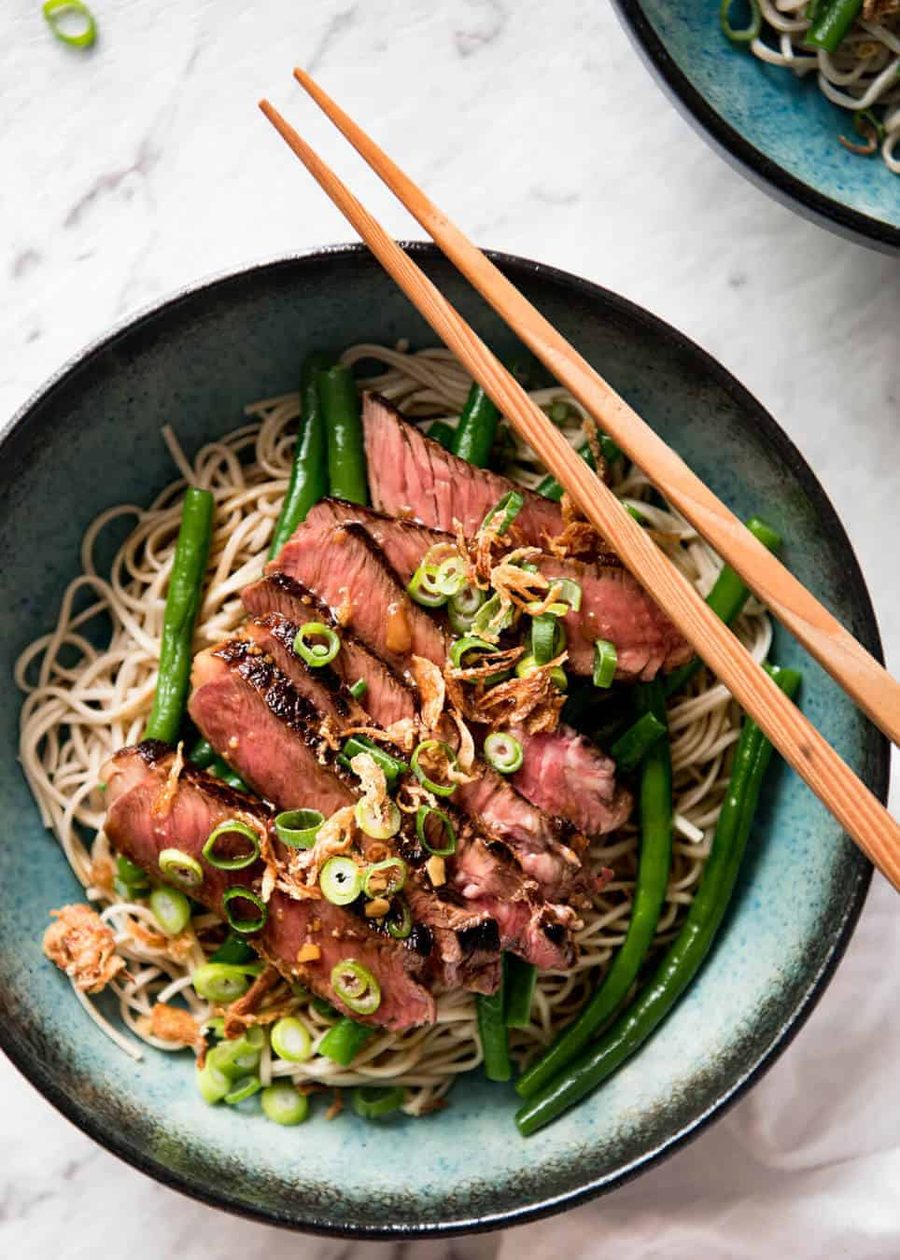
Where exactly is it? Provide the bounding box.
[2,0,898,1255]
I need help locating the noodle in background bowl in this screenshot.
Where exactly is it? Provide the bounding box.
[0,246,886,1236]
[612,1,900,254]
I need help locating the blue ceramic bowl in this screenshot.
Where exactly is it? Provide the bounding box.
[612,1,900,253]
[0,247,886,1236]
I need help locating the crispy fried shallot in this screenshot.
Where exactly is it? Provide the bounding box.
[152,741,185,818]
[43,904,126,994]
[144,1002,203,1050]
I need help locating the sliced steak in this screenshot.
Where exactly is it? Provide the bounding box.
[242,572,417,727]
[510,724,633,837]
[304,498,438,589]
[190,643,499,992]
[452,768,588,902]
[269,509,619,879]
[188,641,356,815]
[542,558,692,680]
[449,824,577,971]
[305,499,689,681]
[101,743,435,1029]
[362,392,564,544]
[269,521,446,674]
[238,614,368,728]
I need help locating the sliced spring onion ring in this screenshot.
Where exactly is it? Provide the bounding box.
[349,678,368,701]
[515,654,567,690]
[471,592,516,636]
[202,819,260,870]
[447,584,487,635]
[415,805,458,856]
[260,1082,309,1126]
[339,736,408,784]
[158,847,203,889]
[530,613,565,665]
[407,562,448,608]
[224,1074,262,1105]
[274,808,323,849]
[293,621,341,667]
[191,961,263,1004]
[483,731,524,775]
[448,635,498,669]
[434,554,468,597]
[720,0,761,42]
[362,857,408,898]
[385,895,413,940]
[320,855,363,905]
[592,638,618,689]
[352,1084,406,1120]
[480,489,524,536]
[554,578,582,612]
[149,886,191,937]
[410,739,459,797]
[196,1061,230,1105]
[207,1032,265,1077]
[270,1016,313,1063]
[42,0,97,49]
[354,797,402,840]
[331,959,382,1015]
[222,886,268,934]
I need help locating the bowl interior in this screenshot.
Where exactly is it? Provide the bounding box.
[0,247,882,1236]
[618,1,900,244]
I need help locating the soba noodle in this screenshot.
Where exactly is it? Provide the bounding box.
[747,0,900,172]
[17,344,771,1116]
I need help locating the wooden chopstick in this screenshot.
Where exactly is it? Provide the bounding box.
[257,98,900,890]
[290,65,900,752]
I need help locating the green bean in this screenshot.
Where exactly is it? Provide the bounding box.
[317,1016,374,1066]
[207,758,249,793]
[515,664,801,1136]
[536,436,622,502]
[319,364,368,505]
[609,711,666,771]
[517,681,672,1098]
[144,486,214,745]
[427,420,457,450]
[805,0,862,51]
[477,958,511,1081]
[209,932,257,965]
[505,955,537,1029]
[268,352,330,558]
[664,517,782,698]
[187,737,217,769]
[452,382,500,468]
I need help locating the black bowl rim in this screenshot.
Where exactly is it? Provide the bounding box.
[0,243,887,1238]
[610,0,900,255]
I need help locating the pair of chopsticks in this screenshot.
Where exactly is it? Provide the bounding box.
[259,73,900,891]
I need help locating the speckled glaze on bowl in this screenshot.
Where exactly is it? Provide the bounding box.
[612,0,900,253]
[0,246,886,1237]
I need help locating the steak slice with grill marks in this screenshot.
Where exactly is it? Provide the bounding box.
[242,573,417,727]
[362,392,563,545]
[190,632,574,969]
[304,498,689,681]
[266,515,597,897]
[188,640,500,991]
[189,639,357,815]
[268,521,446,676]
[265,509,612,887]
[101,743,436,1029]
[237,614,369,728]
